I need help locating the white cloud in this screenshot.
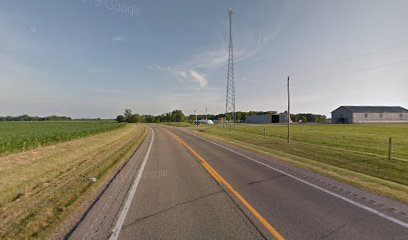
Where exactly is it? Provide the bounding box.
[149,65,208,87]
[112,36,126,42]
[189,70,208,87]
[182,31,270,72]
[185,49,228,70]
[149,28,271,88]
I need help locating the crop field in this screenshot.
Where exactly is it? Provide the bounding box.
[0,121,126,156]
[0,124,147,239]
[199,124,408,202]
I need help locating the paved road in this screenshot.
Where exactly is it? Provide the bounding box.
[68,124,408,240]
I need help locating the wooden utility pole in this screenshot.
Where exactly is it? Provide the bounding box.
[194,109,198,128]
[388,137,392,160]
[287,75,291,143]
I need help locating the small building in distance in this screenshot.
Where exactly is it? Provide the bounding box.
[245,112,289,124]
[196,119,214,125]
[217,117,225,124]
[331,106,408,124]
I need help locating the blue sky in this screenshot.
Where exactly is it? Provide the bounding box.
[1,0,407,118]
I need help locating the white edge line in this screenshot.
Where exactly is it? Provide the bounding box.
[109,128,155,240]
[180,128,408,230]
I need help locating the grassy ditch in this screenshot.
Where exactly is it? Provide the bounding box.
[0,124,147,239]
[197,124,408,203]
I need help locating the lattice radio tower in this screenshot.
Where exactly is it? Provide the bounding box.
[225,9,236,125]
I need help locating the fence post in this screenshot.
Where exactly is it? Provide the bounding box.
[388,137,392,160]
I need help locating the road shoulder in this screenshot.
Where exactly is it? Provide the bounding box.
[61,126,150,240]
[174,127,408,226]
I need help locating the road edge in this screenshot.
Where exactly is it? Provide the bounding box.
[171,126,408,227]
[54,125,149,240]
[188,127,408,203]
[109,128,154,240]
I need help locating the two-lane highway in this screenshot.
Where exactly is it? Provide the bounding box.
[69,125,265,240]
[68,124,408,240]
[169,126,408,240]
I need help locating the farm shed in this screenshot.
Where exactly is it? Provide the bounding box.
[245,112,289,124]
[331,106,408,124]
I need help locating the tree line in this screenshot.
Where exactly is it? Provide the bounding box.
[290,113,327,123]
[0,115,72,121]
[116,109,186,123]
[116,109,327,123]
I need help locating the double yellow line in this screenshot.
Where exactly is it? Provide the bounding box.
[162,128,285,240]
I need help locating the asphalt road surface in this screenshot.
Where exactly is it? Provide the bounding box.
[68,124,408,240]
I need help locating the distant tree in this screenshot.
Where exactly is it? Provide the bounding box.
[116,115,126,122]
[142,115,157,123]
[128,114,141,123]
[235,112,244,121]
[0,115,71,121]
[171,110,185,122]
[124,109,132,121]
[187,114,196,123]
[165,112,172,122]
[45,115,71,121]
[298,115,307,123]
[291,113,327,123]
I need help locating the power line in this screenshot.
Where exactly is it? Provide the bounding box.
[292,40,408,75]
[282,58,408,88]
[317,58,408,80]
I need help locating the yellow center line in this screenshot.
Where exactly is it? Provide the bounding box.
[162,127,285,240]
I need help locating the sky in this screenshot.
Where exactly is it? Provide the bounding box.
[0,0,407,118]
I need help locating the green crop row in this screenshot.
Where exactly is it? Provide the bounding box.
[0,121,126,156]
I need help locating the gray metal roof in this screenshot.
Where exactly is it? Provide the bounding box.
[333,106,408,113]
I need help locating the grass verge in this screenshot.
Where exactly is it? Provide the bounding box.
[195,125,408,204]
[0,124,147,239]
[158,122,194,127]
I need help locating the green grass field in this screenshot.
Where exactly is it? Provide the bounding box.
[216,124,408,159]
[199,124,408,202]
[0,121,126,156]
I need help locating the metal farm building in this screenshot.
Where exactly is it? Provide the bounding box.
[245,112,289,124]
[331,106,408,124]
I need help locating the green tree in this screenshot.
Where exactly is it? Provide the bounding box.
[128,114,141,123]
[298,115,307,123]
[116,115,126,122]
[142,115,157,123]
[124,109,132,121]
[171,110,185,122]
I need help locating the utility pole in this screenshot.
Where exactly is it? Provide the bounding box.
[194,109,198,127]
[287,75,291,143]
[388,137,392,160]
[206,107,208,121]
